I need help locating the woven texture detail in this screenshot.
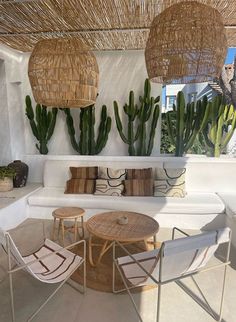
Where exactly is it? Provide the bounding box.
[145,1,227,84]
[28,38,99,108]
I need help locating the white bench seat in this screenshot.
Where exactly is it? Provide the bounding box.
[28,187,225,215]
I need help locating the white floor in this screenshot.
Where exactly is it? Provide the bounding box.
[0,219,236,322]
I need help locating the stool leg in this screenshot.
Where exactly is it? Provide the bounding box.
[81,216,85,238]
[61,219,65,246]
[57,219,62,240]
[52,218,56,241]
[74,218,78,242]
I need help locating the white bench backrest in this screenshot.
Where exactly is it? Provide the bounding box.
[42,158,236,193]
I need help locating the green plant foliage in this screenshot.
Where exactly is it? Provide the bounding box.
[114,79,160,156]
[202,95,236,157]
[0,166,16,180]
[165,92,209,156]
[63,104,111,155]
[25,95,58,154]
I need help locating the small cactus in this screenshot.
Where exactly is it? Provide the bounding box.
[165,92,209,156]
[114,79,160,156]
[63,104,111,155]
[25,95,58,154]
[138,79,160,156]
[202,95,236,157]
[114,91,139,156]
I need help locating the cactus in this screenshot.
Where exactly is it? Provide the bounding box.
[202,95,236,157]
[166,91,209,156]
[63,104,111,155]
[114,91,139,156]
[25,95,58,154]
[138,79,160,156]
[114,79,160,156]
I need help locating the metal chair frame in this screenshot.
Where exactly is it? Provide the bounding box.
[1,223,86,322]
[112,227,231,322]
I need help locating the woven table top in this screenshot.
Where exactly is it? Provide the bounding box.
[86,211,159,242]
[52,207,85,219]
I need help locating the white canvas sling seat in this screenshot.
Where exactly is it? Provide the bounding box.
[113,227,231,322]
[0,227,86,322]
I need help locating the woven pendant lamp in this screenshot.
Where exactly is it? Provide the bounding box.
[145,1,227,84]
[28,38,99,108]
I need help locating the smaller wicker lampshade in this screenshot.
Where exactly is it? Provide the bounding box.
[145,1,227,84]
[28,38,99,108]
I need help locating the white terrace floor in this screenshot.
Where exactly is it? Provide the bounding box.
[0,219,236,322]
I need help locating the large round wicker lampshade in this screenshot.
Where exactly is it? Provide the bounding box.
[145,1,227,84]
[28,38,99,108]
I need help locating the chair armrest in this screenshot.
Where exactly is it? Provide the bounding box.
[172,227,190,240]
[114,241,159,285]
[9,239,86,274]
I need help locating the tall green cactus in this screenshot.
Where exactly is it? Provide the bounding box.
[63,104,111,155]
[166,91,209,156]
[114,79,160,156]
[202,95,236,157]
[114,91,139,156]
[25,95,58,154]
[138,79,160,156]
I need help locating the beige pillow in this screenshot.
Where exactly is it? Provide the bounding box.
[154,167,186,180]
[154,178,185,198]
[98,167,127,180]
[94,179,124,196]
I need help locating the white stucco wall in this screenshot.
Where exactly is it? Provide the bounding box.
[0,45,26,164]
[6,48,162,157]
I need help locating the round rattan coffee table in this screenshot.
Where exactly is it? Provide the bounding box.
[52,207,85,246]
[86,211,159,267]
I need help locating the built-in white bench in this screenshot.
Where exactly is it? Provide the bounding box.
[2,156,236,247]
[26,156,236,231]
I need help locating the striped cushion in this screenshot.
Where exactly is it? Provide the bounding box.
[70,166,98,179]
[127,168,153,179]
[98,167,127,180]
[23,239,82,284]
[124,179,154,196]
[65,179,95,194]
[94,179,124,196]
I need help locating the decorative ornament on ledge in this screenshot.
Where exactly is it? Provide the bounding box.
[28,37,99,108]
[145,1,227,84]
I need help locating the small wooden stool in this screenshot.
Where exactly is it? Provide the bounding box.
[52,207,85,245]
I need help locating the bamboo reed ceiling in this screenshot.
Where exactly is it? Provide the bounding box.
[0,0,236,52]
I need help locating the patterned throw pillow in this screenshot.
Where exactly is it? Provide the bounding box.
[94,179,124,196]
[65,179,95,194]
[124,179,154,196]
[154,168,186,197]
[127,168,153,179]
[70,166,98,179]
[98,167,127,180]
[154,168,186,180]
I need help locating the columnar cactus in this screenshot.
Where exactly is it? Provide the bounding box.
[25,95,58,154]
[166,91,209,156]
[202,95,236,157]
[114,91,139,156]
[63,104,111,155]
[114,79,160,156]
[138,79,160,156]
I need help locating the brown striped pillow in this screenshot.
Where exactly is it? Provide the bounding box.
[123,179,154,196]
[127,168,153,179]
[65,179,95,194]
[70,166,98,179]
